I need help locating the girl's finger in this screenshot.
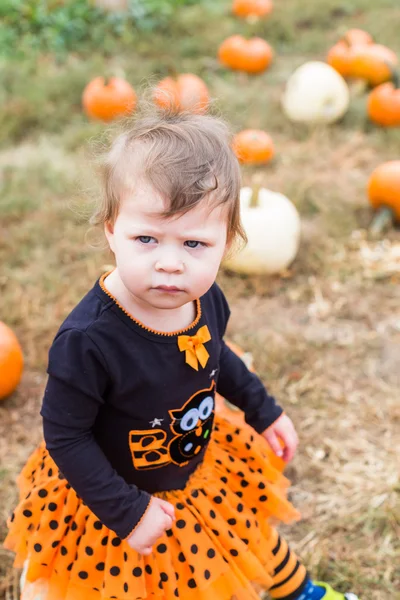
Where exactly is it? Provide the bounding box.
[283,442,295,463]
[163,514,173,530]
[264,430,283,457]
[140,546,153,556]
[160,499,176,520]
[282,433,298,462]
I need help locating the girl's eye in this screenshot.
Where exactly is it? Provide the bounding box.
[137,236,155,244]
[185,240,205,249]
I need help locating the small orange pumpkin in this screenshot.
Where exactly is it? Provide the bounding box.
[153,74,209,114]
[350,44,398,86]
[218,35,274,74]
[327,42,354,78]
[368,161,400,235]
[82,77,137,121]
[342,28,373,46]
[367,71,400,126]
[233,129,275,164]
[0,321,24,401]
[326,31,398,86]
[327,29,373,78]
[232,0,273,18]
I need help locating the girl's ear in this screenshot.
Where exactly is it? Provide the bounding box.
[104,221,115,253]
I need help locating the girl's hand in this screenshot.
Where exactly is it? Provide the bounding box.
[126,497,175,555]
[262,413,298,462]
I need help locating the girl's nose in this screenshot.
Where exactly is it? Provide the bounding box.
[155,253,184,273]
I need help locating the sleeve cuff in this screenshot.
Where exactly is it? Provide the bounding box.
[245,405,284,434]
[118,492,152,540]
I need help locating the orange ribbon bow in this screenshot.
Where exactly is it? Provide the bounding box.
[178,325,211,371]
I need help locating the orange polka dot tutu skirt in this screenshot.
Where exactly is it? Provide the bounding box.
[4,399,300,600]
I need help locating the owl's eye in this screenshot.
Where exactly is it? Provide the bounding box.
[198,396,214,420]
[180,408,199,431]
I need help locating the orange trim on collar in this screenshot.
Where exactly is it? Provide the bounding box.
[99,271,202,337]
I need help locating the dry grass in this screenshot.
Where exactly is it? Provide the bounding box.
[1,1,400,599]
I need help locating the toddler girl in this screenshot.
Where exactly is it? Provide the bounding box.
[4,108,359,600]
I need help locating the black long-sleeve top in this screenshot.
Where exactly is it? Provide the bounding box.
[41,273,283,540]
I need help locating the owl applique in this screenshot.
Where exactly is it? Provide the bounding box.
[128,381,216,470]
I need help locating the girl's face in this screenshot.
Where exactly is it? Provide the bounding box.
[105,181,229,312]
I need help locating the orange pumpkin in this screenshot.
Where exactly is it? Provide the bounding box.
[233,129,275,164]
[326,31,398,86]
[327,29,373,78]
[350,44,398,86]
[232,0,273,18]
[367,73,400,126]
[368,161,400,234]
[0,321,24,400]
[342,28,373,46]
[82,77,137,121]
[153,74,209,114]
[218,35,274,74]
[327,42,354,78]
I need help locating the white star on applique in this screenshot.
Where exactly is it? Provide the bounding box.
[149,418,164,428]
[209,369,218,378]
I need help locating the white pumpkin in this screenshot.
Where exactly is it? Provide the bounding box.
[282,61,350,124]
[224,187,301,275]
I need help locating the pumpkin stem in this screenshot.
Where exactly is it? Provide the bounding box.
[379,60,400,87]
[249,185,261,208]
[341,34,351,48]
[388,63,400,88]
[369,206,394,237]
[166,64,179,79]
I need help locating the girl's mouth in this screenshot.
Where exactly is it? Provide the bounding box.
[154,286,183,293]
